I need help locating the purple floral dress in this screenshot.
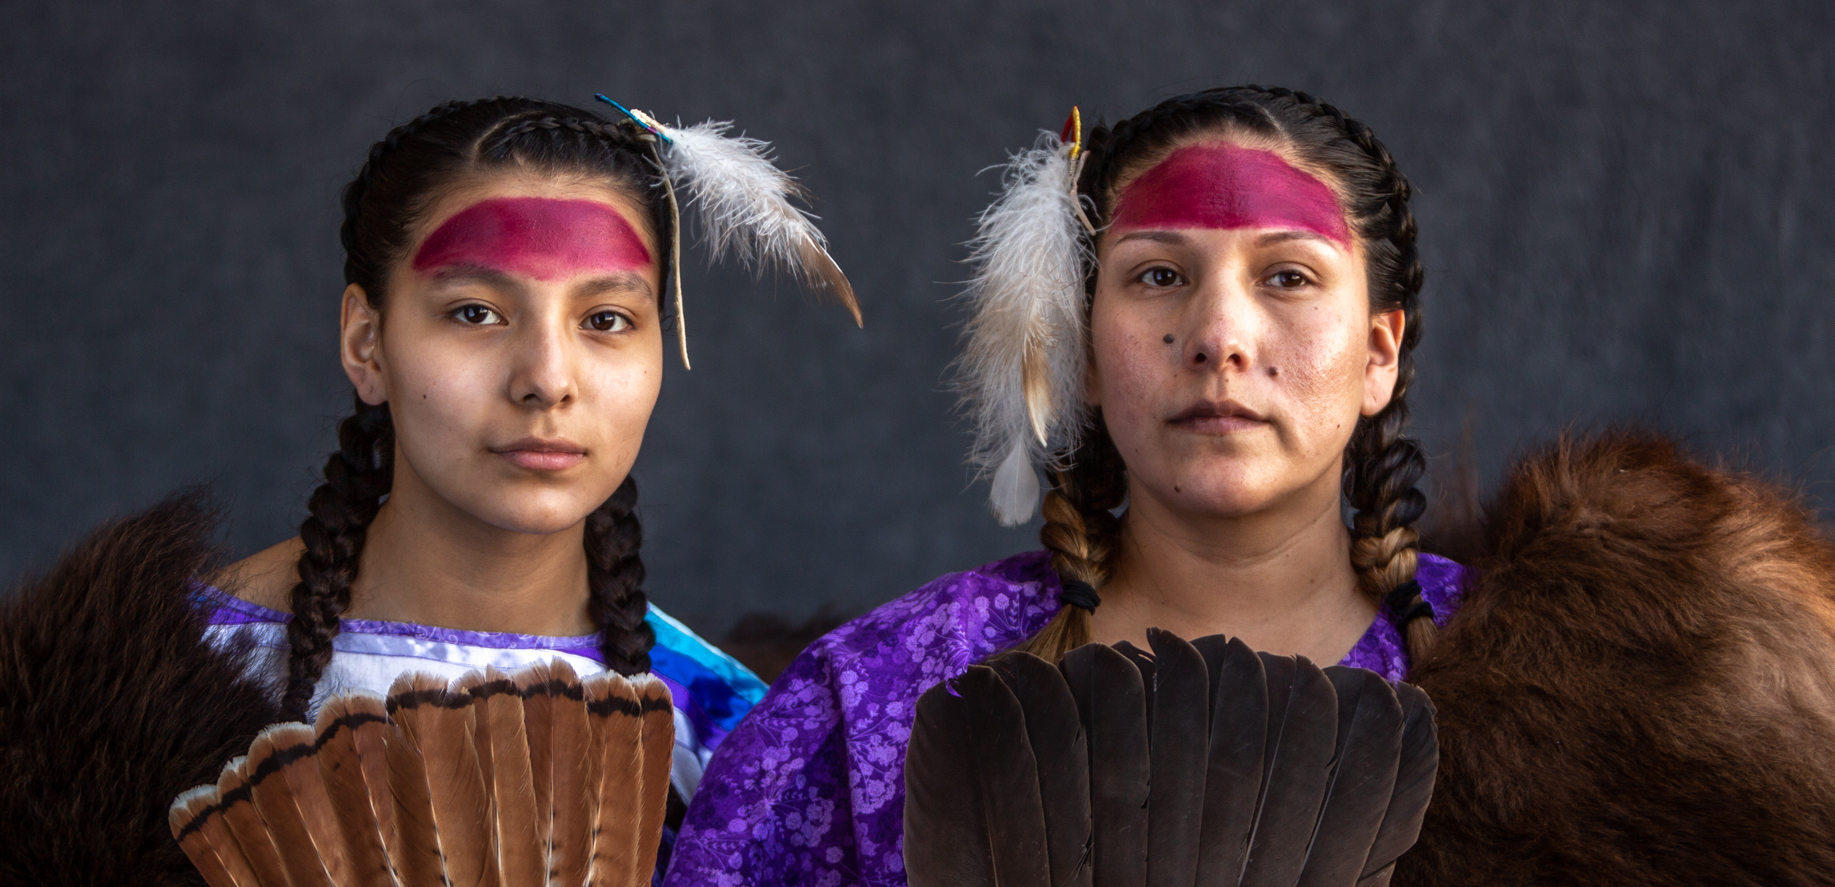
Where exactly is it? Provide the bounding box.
[663,550,1467,887]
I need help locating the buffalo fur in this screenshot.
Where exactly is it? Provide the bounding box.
[1399,431,1835,886]
[0,494,280,887]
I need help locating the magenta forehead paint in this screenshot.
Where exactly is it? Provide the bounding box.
[412,196,652,280]
[1110,143,1350,245]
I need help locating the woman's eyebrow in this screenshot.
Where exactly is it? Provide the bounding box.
[1253,229,1338,248]
[1112,230,1193,246]
[573,271,654,301]
[426,265,526,293]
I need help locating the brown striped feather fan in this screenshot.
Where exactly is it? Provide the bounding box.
[167,663,675,887]
[905,631,1438,887]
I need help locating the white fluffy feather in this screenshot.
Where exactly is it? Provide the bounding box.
[656,121,861,325]
[957,132,1090,526]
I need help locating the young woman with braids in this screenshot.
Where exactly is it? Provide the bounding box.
[0,94,870,884]
[676,84,1835,887]
[667,83,1455,887]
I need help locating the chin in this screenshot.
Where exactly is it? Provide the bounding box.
[461,492,604,536]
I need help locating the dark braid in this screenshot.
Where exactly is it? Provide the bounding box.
[1027,86,1437,662]
[282,97,671,717]
[280,397,393,717]
[585,476,654,676]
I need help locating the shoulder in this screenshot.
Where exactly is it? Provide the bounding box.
[208,537,304,613]
[644,604,768,748]
[736,549,1062,736]
[805,549,1061,673]
[1414,552,1469,626]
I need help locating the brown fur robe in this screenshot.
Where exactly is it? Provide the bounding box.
[0,494,279,887]
[1401,432,1835,886]
[6,434,1835,886]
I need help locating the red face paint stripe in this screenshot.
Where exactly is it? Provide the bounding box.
[1110,143,1351,245]
[412,197,652,280]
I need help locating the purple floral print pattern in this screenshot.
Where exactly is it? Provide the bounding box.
[664,550,1466,887]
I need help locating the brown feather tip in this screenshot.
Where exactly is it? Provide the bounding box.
[1020,342,1053,447]
[797,236,863,326]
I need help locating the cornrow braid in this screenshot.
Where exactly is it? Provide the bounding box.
[283,97,665,717]
[1022,85,1437,663]
[585,476,654,676]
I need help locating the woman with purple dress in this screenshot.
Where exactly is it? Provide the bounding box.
[669,86,1835,887]
[667,86,1455,887]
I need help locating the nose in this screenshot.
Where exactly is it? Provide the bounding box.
[1178,275,1253,373]
[507,316,578,409]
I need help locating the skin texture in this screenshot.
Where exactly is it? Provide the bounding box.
[1085,135,1405,664]
[222,174,663,636]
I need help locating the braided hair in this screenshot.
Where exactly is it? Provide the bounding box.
[1021,86,1435,663]
[281,98,672,718]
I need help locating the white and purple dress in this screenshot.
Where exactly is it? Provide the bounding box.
[664,550,1468,887]
[199,588,767,878]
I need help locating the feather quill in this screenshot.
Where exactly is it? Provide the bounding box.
[1142,631,1209,887]
[1188,636,1267,884]
[246,723,342,887]
[313,695,400,887]
[543,660,597,887]
[987,651,1092,887]
[381,676,449,887]
[1061,644,1149,887]
[632,673,677,881]
[654,120,861,326]
[957,130,1091,525]
[1293,668,1404,887]
[905,669,1000,887]
[1239,655,1339,885]
[214,755,295,887]
[1359,681,1437,880]
[584,672,646,886]
[460,670,542,887]
[168,785,260,887]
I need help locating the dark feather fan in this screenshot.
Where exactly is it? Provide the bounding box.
[168,661,675,887]
[905,631,1437,887]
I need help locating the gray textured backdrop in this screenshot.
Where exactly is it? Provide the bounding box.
[3,1,1832,638]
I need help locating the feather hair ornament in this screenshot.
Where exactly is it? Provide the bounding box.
[595,95,861,370]
[167,662,675,887]
[958,107,1095,526]
[905,630,1439,886]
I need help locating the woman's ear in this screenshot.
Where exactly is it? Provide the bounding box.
[340,284,388,406]
[1361,307,1405,417]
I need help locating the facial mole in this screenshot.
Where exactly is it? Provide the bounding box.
[1162,334,1175,344]
[1268,366,1280,377]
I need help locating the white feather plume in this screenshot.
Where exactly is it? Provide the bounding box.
[655,120,861,325]
[957,132,1091,526]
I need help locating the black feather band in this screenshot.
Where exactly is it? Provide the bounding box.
[1383,578,1434,628]
[1058,577,1101,612]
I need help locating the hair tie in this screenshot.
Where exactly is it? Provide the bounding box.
[1058,576,1102,613]
[1382,578,1434,628]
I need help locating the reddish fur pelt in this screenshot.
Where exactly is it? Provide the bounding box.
[0,494,280,887]
[1400,432,1835,886]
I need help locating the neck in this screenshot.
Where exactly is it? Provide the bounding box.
[345,459,596,636]
[1089,468,1376,664]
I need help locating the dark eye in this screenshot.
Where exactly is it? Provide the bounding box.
[1138,267,1186,288]
[453,304,504,325]
[1266,269,1311,288]
[585,311,631,332]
